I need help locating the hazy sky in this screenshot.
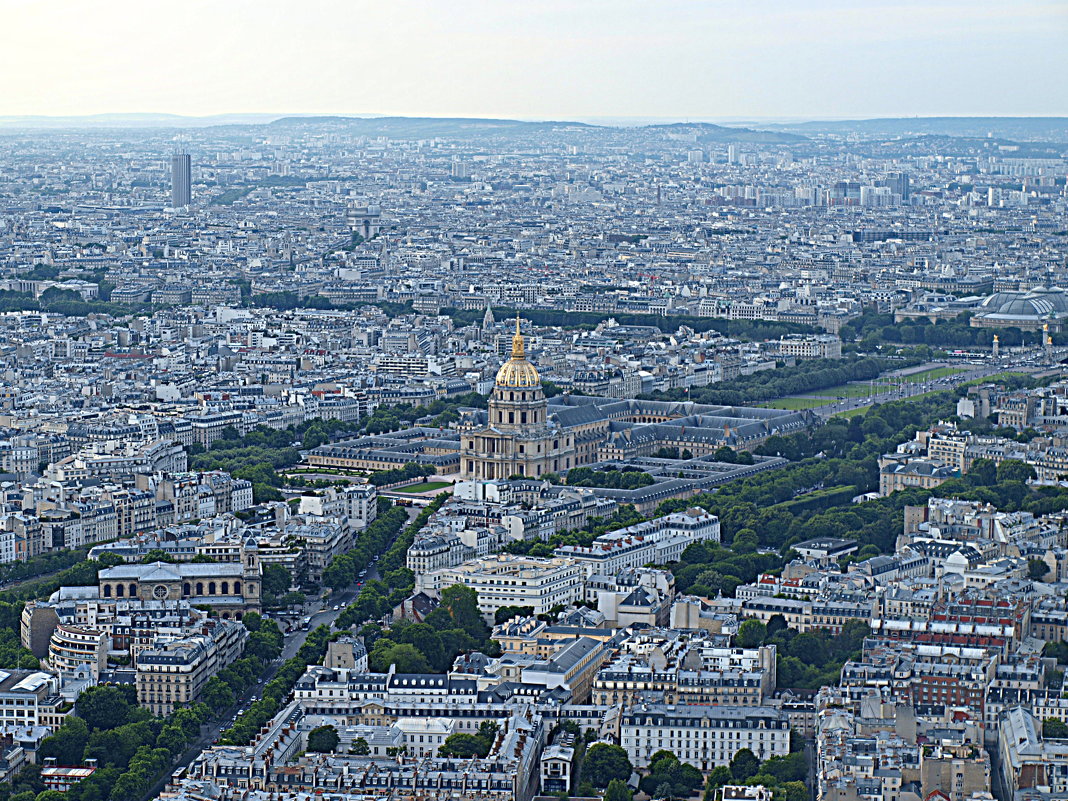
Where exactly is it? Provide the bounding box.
[4,0,1066,120]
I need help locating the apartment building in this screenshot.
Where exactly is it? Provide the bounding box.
[416,554,585,618]
[135,618,248,716]
[620,704,790,770]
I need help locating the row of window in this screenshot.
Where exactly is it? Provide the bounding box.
[101,580,242,597]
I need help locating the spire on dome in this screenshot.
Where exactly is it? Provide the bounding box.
[511,314,525,359]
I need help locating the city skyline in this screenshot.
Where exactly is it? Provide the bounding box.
[2,0,1065,120]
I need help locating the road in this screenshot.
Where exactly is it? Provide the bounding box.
[164,508,419,783]
[167,506,425,775]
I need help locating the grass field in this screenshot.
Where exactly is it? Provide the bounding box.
[967,371,1029,385]
[394,481,451,493]
[810,382,890,398]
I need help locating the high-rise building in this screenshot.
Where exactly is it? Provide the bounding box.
[170,151,191,207]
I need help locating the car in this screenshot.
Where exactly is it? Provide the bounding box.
[333,605,340,611]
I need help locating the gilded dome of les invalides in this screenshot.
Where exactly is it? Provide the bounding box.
[494,316,540,388]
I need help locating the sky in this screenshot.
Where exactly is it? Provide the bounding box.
[2,0,1066,120]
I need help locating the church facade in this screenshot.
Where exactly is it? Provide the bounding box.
[96,543,262,618]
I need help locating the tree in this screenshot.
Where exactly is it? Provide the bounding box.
[604,778,632,801]
[77,685,130,730]
[439,733,490,758]
[996,459,1037,484]
[1045,718,1068,738]
[307,725,339,753]
[1030,559,1051,581]
[732,528,759,553]
[370,642,431,674]
[351,737,370,755]
[704,766,733,799]
[765,613,788,638]
[584,743,633,788]
[262,564,291,597]
[38,717,89,765]
[730,747,760,782]
[437,584,488,639]
[735,619,766,648]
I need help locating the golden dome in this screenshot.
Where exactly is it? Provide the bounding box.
[495,315,540,388]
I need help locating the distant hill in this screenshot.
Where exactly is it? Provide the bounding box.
[641,121,806,144]
[0,112,287,129]
[266,115,595,138]
[753,116,1068,141]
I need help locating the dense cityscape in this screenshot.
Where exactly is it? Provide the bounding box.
[0,110,1065,801]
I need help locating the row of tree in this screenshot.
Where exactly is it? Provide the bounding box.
[841,309,1068,349]
[559,466,656,490]
[218,623,335,746]
[367,462,436,487]
[322,503,409,591]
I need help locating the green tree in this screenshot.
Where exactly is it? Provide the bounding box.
[604,778,633,801]
[704,766,733,799]
[307,725,339,753]
[1045,718,1068,738]
[77,685,130,730]
[1030,559,1051,581]
[735,619,766,648]
[730,748,760,782]
[370,642,431,674]
[351,737,370,755]
[38,717,90,765]
[584,743,633,788]
[439,733,490,758]
[997,459,1037,484]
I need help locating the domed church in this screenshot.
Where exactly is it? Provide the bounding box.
[460,317,576,479]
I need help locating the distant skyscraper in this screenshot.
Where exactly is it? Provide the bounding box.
[170,152,191,207]
[727,145,738,164]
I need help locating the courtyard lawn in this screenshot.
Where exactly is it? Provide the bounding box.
[394,481,452,493]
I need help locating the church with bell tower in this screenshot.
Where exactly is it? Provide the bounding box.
[460,317,576,480]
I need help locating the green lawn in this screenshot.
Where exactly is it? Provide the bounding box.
[970,371,1029,384]
[394,481,451,493]
[810,382,890,398]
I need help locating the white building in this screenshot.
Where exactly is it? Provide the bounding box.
[620,704,790,771]
[416,554,585,617]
